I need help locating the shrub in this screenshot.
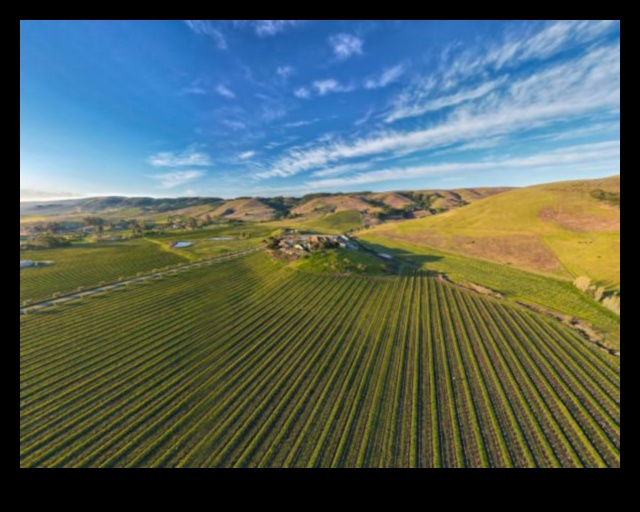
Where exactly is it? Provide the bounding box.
[573,276,592,292]
[601,293,621,315]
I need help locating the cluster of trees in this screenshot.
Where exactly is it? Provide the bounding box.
[21,235,71,251]
[83,216,106,233]
[376,207,414,221]
[573,276,620,315]
[590,189,620,207]
[32,222,64,235]
[403,192,435,211]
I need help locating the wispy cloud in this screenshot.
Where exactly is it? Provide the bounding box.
[184,20,227,50]
[305,140,620,189]
[440,20,619,88]
[222,119,247,131]
[311,162,373,178]
[546,121,620,142]
[329,33,363,60]
[150,170,206,189]
[294,65,401,102]
[284,118,320,128]
[238,151,256,160]
[294,87,311,99]
[482,20,618,71]
[233,20,305,37]
[354,108,374,127]
[180,81,207,96]
[258,39,620,179]
[387,78,506,122]
[313,79,354,96]
[148,147,212,167]
[216,84,236,99]
[276,65,294,81]
[386,20,619,124]
[364,64,406,89]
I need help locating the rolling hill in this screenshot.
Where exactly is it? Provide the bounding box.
[19,187,513,227]
[19,196,224,220]
[208,198,278,222]
[364,176,620,288]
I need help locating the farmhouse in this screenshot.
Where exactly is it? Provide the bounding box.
[274,233,361,258]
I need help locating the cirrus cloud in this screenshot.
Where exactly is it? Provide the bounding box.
[150,170,206,189]
[148,148,212,167]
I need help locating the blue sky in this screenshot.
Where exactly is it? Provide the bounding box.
[20,20,620,200]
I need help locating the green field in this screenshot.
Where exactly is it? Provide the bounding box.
[291,248,388,276]
[357,233,620,348]
[20,252,619,467]
[300,210,364,234]
[20,239,188,305]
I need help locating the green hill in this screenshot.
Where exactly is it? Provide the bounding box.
[365,176,620,289]
[301,210,364,234]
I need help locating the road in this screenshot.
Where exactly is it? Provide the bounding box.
[20,245,265,315]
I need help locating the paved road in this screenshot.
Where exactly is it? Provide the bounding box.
[20,246,265,315]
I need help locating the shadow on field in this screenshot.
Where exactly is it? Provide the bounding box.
[359,240,443,269]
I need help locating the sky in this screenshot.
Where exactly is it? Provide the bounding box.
[20,20,620,200]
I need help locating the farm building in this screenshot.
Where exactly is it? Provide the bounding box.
[20,260,35,268]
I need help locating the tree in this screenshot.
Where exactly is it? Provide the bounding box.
[83,216,106,233]
[44,222,63,234]
[131,219,143,235]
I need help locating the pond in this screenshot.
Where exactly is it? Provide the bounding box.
[173,241,193,248]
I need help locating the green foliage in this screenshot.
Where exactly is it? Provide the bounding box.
[376,206,414,221]
[21,235,71,250]
[590,189,620,206]
[293,248,385,276]
[20,253,619,467]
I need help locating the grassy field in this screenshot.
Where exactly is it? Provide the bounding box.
[146,228,266,262]
[20,239,188,305]
[299,210,364,234]
[365,176,620,287]
[291,248,388,276]
[357,233,620,348]
[20,252,619,467]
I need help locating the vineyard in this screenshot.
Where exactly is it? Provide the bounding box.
[20,239,187,305]
[359,233,621,348]
[20,252,620,467]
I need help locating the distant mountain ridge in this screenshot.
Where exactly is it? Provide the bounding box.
[20,196,224,217]
[20,187,512,223]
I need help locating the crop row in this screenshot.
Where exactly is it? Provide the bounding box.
[20,252,620,467]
